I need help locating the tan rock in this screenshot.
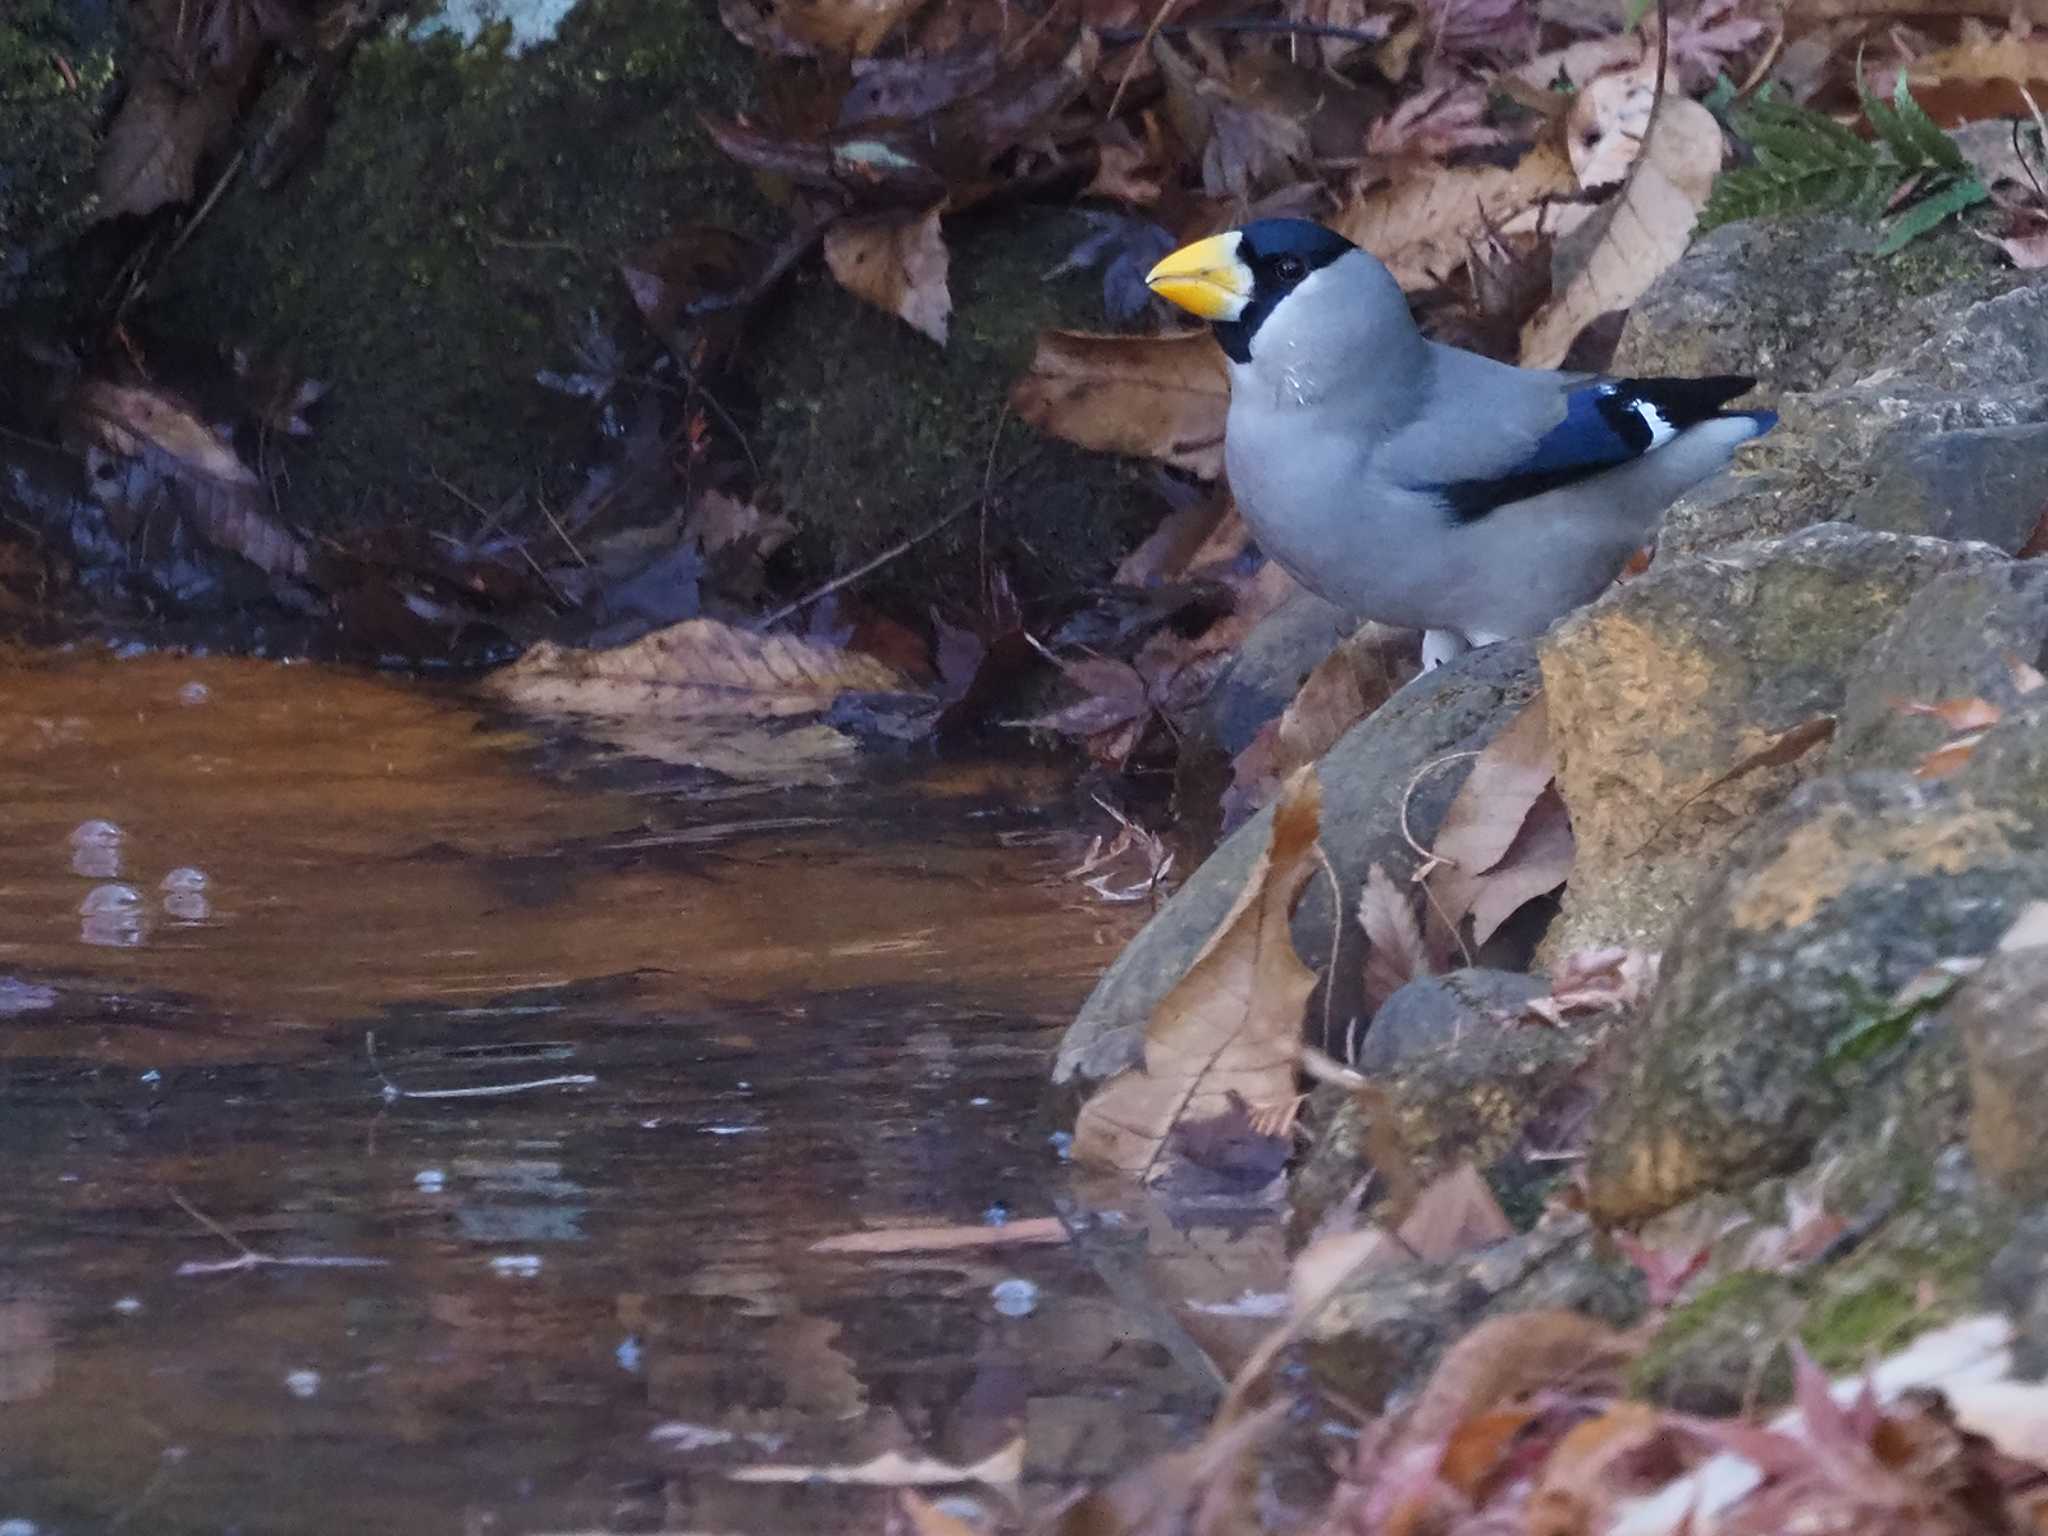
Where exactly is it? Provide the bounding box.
[1541,524,1997,959]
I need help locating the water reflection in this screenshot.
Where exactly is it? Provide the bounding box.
[0,650,1272,1533]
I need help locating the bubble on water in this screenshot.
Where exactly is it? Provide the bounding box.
[161,867,211,922]
[990,1278,1038,1317]
[113,1296,144,1315]
[178,681,211,705]
[284,1369,321,1399]
[0,1517,41,1536]
[489,1254,542,1278]
[414,1168,446,1193]
[69,819,124,878]
[79,884,147,949]
[615,1334,643,1373]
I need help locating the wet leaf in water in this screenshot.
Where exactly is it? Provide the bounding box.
[838,40,1001,125]
[1395,1161,1513,1262]
[1010,330,1228,478]
[825,205,952,344]
[1072,768,1319,1178]
[485,618,918,721]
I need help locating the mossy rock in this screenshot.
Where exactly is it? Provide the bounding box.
[147,0,762,531]
[1,0,120,311]
[137,3,1147,617]
[748,205,1151,609]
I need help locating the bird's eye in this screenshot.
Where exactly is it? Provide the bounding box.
[1273,255,1307,282]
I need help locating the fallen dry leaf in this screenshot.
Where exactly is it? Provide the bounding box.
[1404,1310,1636,1446]
[1227,624,1409,826]
[825,204,951,344]
[1010,329,1229,478]
[94,76,230,219]
[1361,861,1433,1014]
[1072,768,1320,1177]
[1338,141,1576,291]
[70,379,311,580]
[1425,694,1554,900]
[729,1436,1023,1486]
[1520,96,1725,368]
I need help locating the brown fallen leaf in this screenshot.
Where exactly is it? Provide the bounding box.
[484,617,915,720]
[1403,1310,1637,1446]
[94,76,232,220]
[825,204,951,344]
[1337,141,1576,291]
[1361,861,1433,1014]
[1011,329,1229,478]
[1424,694,1554,896]
[1464,785,1575,948]
[1072,769,1321,1177]
[1226,624,1410,827]
[1520,96,1724,368]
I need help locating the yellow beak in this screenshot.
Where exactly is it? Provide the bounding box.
[1145,232,1251,321]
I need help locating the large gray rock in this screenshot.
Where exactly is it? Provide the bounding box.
[1835,559,2048,774]
[1614,217,2048,561]
[1352,968,1551,1074]
[1955,928,2048,1201]
[1586,772,2048,1224]
[1054,641,1540,1089]
[1540,524,1998,958]
[1191,589,1360,757]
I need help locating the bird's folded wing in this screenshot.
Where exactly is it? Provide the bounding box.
[1396,372,1761,525]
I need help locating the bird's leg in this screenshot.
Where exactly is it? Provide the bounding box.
[1419,629,1471,671]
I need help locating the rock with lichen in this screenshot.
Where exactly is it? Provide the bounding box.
[1584,772,2048,1226]
[1539,523,1998,959]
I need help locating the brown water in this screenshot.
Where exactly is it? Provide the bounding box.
[0,650,1279,1535]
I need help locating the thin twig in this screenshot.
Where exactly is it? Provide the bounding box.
[535,489,587,567]
[754,449,1039,630]
[169,1189,387,1277]
[366,1029,595,1102]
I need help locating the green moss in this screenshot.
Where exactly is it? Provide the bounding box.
[1799,1277,1919,1369]
[1631,1270,1799,1408]
[146,0,761,528]
[0,0,120,307]
[750,205,1148,608]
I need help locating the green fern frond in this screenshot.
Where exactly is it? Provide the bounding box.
[1700,77,1988,250]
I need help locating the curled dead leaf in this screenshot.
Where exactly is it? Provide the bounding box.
[1520,97,1725,368]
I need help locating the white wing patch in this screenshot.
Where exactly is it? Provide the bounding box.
[1628,399,1677,448]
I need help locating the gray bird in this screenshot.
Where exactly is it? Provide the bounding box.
[1145,219,1776,669]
